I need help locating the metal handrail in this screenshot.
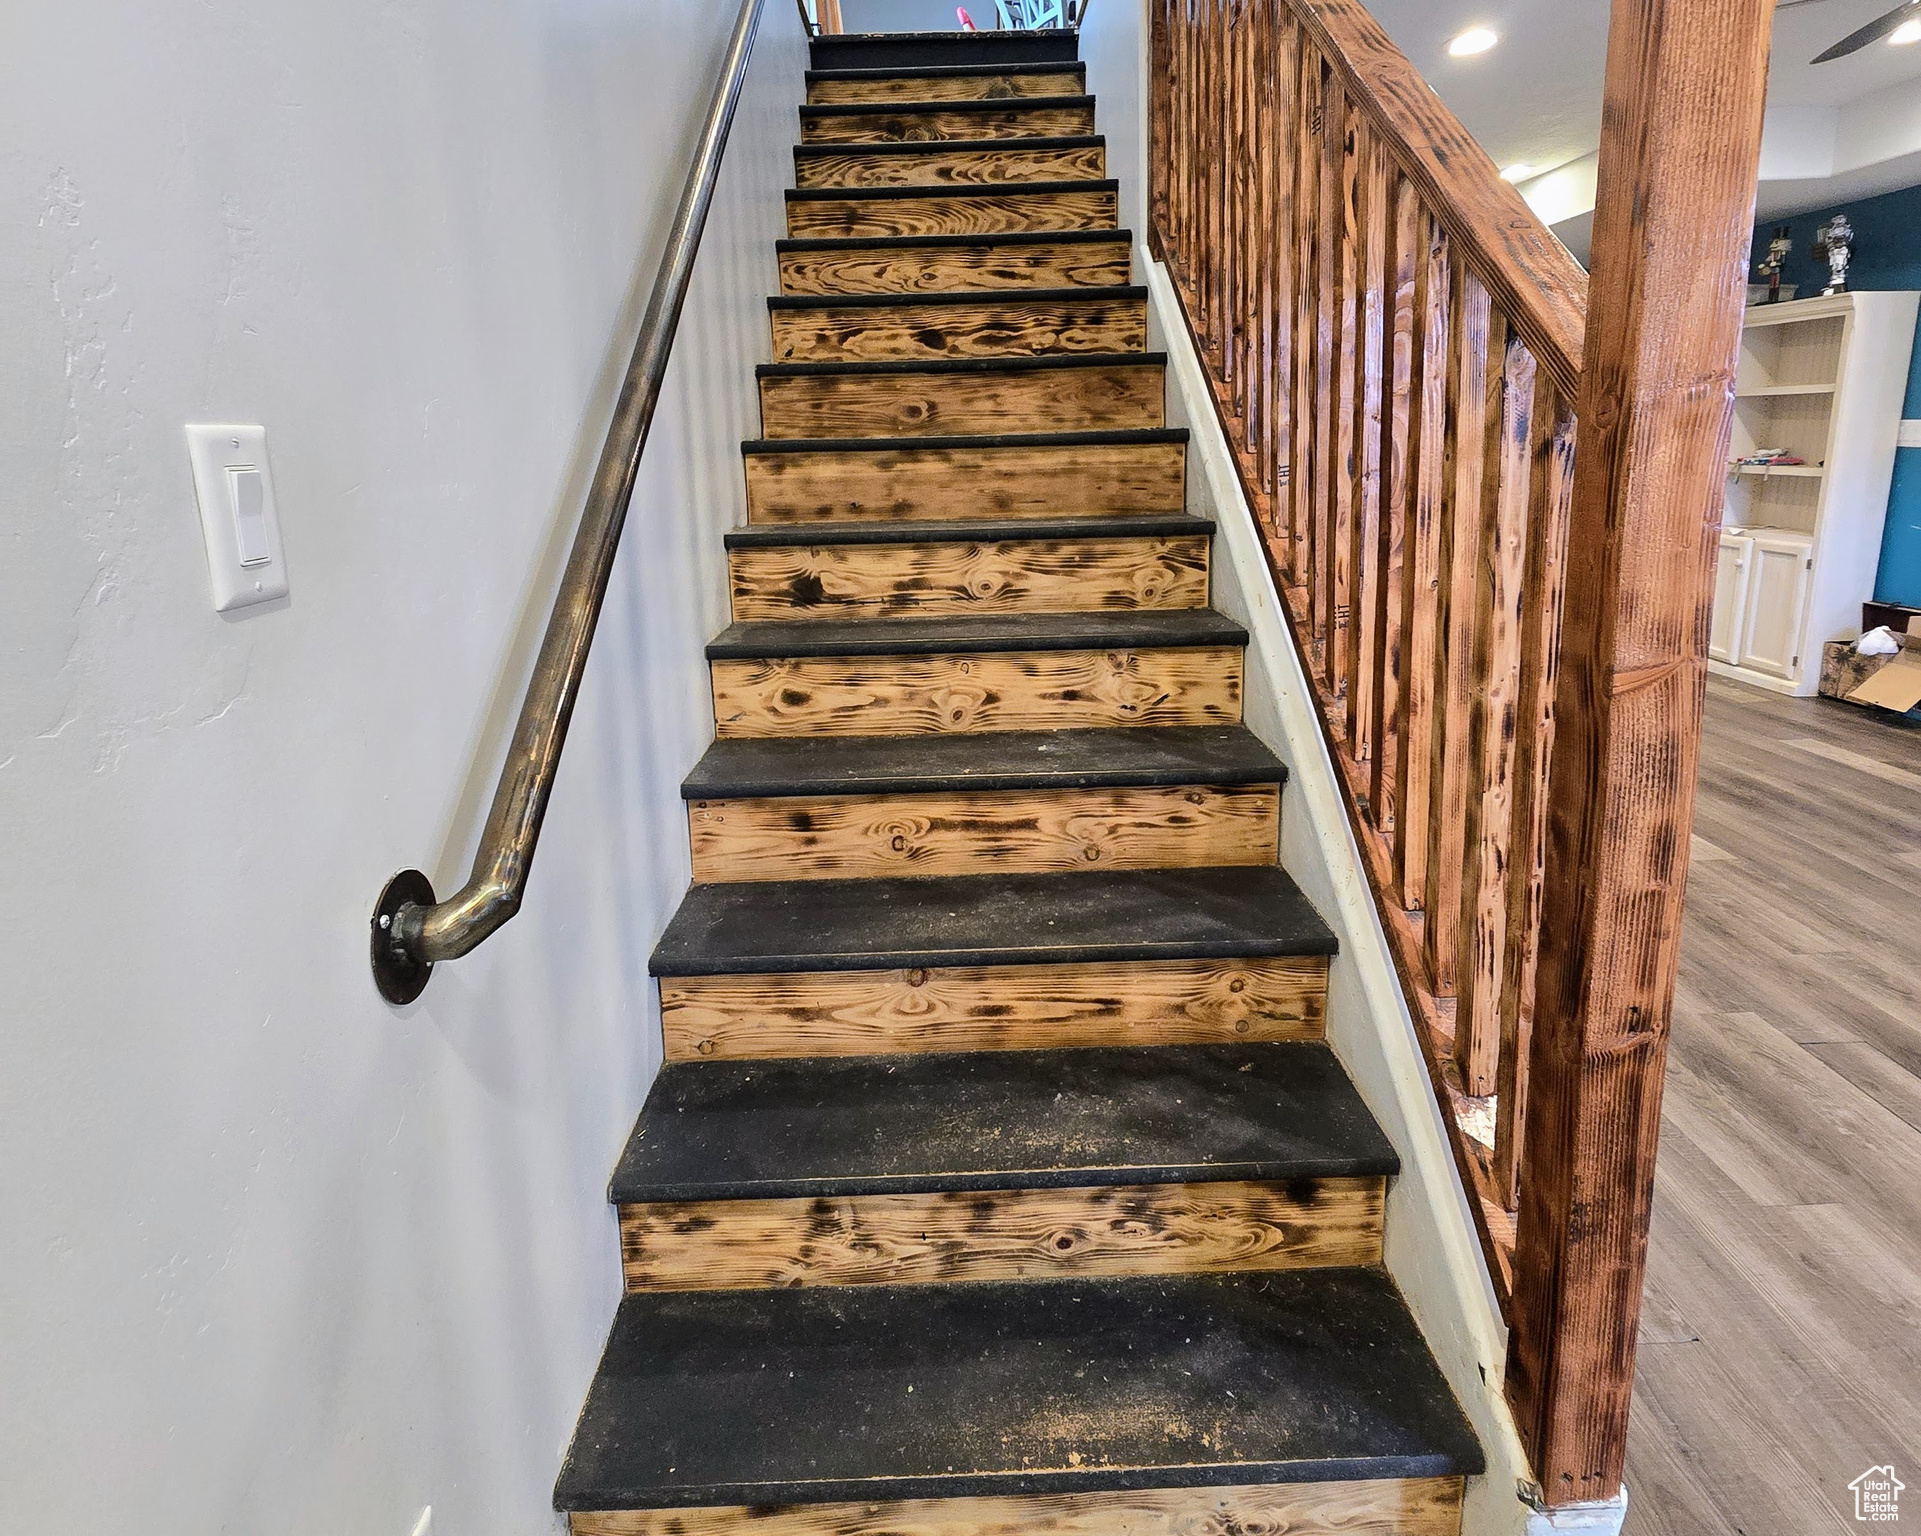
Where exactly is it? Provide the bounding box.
[371,0,769,1003]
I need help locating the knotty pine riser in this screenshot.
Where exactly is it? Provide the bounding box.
[799,103,1097,144]
[777,240,1131,296]
[770,295,1147,363]
[569,1476,1466,1536]
[708,646,1243,736]
[619,1176,1385,1291]
[794,143,1107,191]
[725,533,1208,622]
[805,69,1086,106]
[658,955,1329,1061]
[686,782,1280,882]
[744,439,1186,523]
[756,363,1164,439]
[785,186,1120,238]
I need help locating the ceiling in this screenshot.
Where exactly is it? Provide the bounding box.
[1362,0,1921,248]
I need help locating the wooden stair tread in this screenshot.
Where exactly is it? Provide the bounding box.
[552,1269,1483,1511]
[786,177,1117,205]
[648,865,1335,977]
[775,228,1130,255]
[769,284,1146,312]
[722,512,1210,548]
[757,350,1162,380]
[799,94,1095,118]
[804,62,1087,87]
[611,1042,1395,1204]
[810,30,1081,72]
[681,724,1278,799]
[704,607,1245,660]
[743,424,1185,455]
[793,135,1105,160]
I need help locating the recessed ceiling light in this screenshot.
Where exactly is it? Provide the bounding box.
[1891,17,1921,43]
[1500,163,1536,182]
[1447,27,1499,57]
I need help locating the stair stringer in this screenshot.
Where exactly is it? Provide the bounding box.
[1141,261,1551,1536]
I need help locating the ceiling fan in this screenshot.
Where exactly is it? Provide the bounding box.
[1789,0,1921,62]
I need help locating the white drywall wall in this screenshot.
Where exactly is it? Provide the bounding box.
[0,2,808,1532]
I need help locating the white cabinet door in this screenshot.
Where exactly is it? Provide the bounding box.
[1739,532,1814,680]
[1710,533,1753,665]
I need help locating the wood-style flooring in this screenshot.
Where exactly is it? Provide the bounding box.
[1623,678,1921,1535]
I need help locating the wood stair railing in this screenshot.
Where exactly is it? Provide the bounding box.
[1147,0,1773,1507]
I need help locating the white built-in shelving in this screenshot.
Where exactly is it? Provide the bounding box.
[1712,290,1918,694]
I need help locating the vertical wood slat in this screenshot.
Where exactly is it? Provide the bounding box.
[1290,40,1322,593]
[1505,0,1773,1505]
[1493,387,1577,1204]
[1393,210,1449,916]
[1148,0,1172,259]
[1310,69,1341,661]
[1233,0,1254,439]
[1274,15,1299,548]
[1326,99,1360,711]
[1346,135,1390,781]
[1370,173,1417,839]
[1423,267,1490,997]
[1452,329,1536,1095]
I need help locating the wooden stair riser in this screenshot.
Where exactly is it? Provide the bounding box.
[778,238,1131,296]
[745,440,1187,524]
[726,533,1208,622]
[772,295,1146,363]
[620,1176,1384,1292]
[795,142,1106,190]
[806,69,1086,106]
[759,363,1164,439]
[659,955,1330,1061]
[800,103,1097,145]
[710,646,1243,737]
[571,1478,1465,1536]
[786,186,1120,238]
[688,782,1278,883]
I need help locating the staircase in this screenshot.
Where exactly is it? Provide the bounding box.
[554,27,1481,1536]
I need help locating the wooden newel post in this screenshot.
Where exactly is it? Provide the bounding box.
[1503,0,1772,1506]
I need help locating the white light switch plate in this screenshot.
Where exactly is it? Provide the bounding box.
[1898,419,1921,449]
[187,424,289,612]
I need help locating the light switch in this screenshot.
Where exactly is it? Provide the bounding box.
[187,424,289,611]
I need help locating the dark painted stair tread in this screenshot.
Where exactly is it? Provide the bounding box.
[552,1268,1483,1510]
[611,1041,1396,1203]
[794,134,1104,163]
[681,724,1278,799]
[742,425,1187,455]
[786,177,1117,204]
[810,30,1081,72]
[758,350,1162,380]
[806,61,1087,86]
[769,284,1146,312]
[705,608,1246,660]
[776,228,1129,253]
[799,95,1095,120]
[649,865,1336,976]
[723,512,1210,548]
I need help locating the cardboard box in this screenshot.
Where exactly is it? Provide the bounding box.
[1828,617,1921,717]
[1819,639,1885,700]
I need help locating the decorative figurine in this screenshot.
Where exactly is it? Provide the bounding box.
[1756,225,1793,304]
[1815,214,1854,296]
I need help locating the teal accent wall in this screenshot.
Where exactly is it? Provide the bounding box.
[1751,182,1921,609]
